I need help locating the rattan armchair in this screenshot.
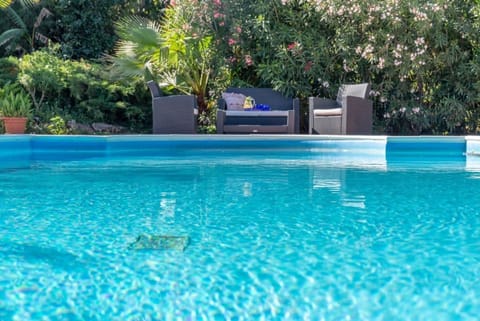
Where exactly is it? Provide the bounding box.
[309,83,372,135]
[147,81,197,134]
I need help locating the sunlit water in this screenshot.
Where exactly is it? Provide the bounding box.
[1,157,479,321]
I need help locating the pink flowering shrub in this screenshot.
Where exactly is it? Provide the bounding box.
[383,105,430,135]
[115,0,480,133]
[199,0,480,133]
[309,0,479,133]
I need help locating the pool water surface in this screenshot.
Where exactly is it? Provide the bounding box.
[1,151,480,320]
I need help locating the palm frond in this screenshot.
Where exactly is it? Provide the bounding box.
[158,70,190,95]
[131,27,162,49]
[110,55,156,79]
[0,0,40,9]
[113,40,139,57]
[115,16,161,42]
[18,0,40,8]
[6,7,27,30]
[0,0,13,9]
[0,28,25,46]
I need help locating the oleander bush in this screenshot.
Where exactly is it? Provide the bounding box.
[202,0,480,134]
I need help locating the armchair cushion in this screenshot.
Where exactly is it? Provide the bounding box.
[313,108,342,116]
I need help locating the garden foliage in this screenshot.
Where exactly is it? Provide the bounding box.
[1,0,169,59]
[110,2,227,119]
[17,47,150,132]
[2,0,480,134]
[202,0,480,134]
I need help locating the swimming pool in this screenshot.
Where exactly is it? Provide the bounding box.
[1,135,480,320]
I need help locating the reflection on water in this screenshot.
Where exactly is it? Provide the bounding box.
[311,166,371,210]
[1,160,479,321]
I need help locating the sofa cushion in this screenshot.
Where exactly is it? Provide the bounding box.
[314,108,343,116]
[222,92,246,111]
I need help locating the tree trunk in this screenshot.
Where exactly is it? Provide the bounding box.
[196,93,207,117]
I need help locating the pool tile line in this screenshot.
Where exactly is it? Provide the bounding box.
[0,135,478,169]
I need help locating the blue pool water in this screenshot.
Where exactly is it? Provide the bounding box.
[1,136,480,320]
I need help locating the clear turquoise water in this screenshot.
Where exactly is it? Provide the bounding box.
[1,157,480,321]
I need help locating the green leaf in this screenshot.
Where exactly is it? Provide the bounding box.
[0,28,25,46]
[5,7,27,30]
[0,0,13,9]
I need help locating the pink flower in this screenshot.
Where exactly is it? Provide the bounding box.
[213,12,224,19]
[236,26,242,33]
[228,38,237,46]
[245,55,253,66]
[214,0,221,6]
[287,42,297,51]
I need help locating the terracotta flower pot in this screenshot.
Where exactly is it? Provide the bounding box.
[2,117,28,134]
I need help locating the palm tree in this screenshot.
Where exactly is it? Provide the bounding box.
[0,0,50,54]
[110,10,214,115]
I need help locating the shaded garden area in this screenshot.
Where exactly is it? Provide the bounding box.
[1,0,480,134]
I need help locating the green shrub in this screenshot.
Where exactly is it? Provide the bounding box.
[16,48,151,132]
[46,115,68,134]
[45,0,118,59]
[17,47,67,112]
[0,56,19,87]
[43,0,168,59]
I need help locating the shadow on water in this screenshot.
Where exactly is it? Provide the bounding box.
[0,241,89,272]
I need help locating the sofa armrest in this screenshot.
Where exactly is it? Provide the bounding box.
[217,98,227,110]
[292,98,300,133]
[216,109,226,133]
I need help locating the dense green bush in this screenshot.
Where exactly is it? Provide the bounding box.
[43,0,120,59]
[43,0,169,59]
[16,47,151,132]
[0,56,19,86]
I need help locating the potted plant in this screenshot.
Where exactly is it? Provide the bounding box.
[0,85,33,134]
